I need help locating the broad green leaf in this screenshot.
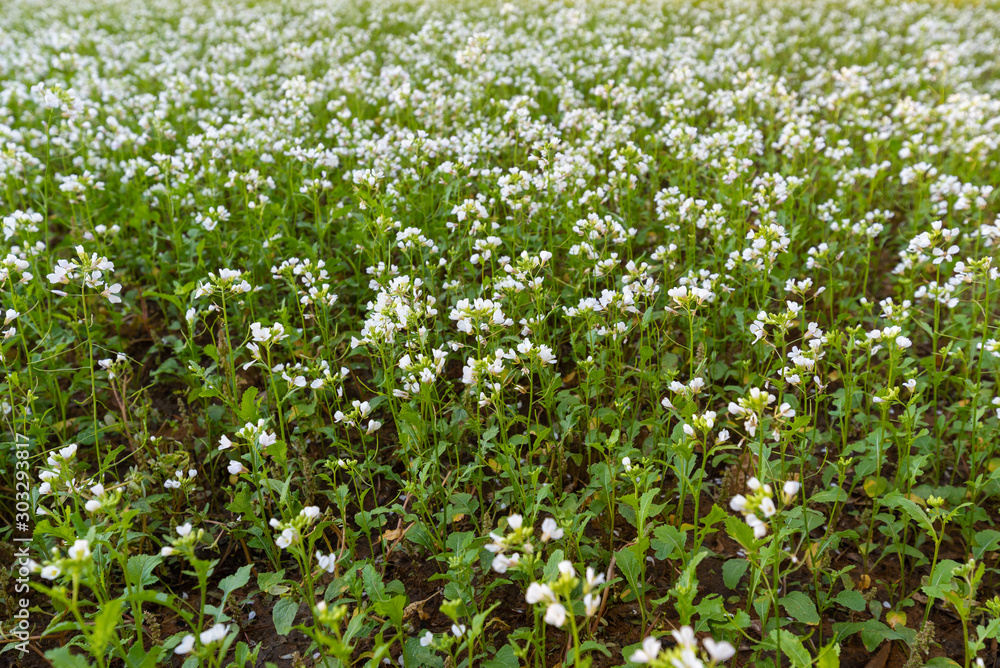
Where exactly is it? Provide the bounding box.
[219,563,253,606]
[973,530,1000,561]
[125,642,164,668]
[483,643,519,668]
[725,514,756,550]
[91,598,123,658]
[272,597,299,636]
[816,641,840,668]
[257,570,288,595]
[238,387,259,422]
[834,589,867,612]
[923,659,962,668]
[781,591,820,625]
[765,629,812,668]
[45,647,93,668]
[722,559,749,589]
[126,554,163,588]
[651,524,687,560]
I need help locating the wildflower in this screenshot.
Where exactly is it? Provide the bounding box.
[544,602,567,627]
[68,539,90,561]
[316,551,337,574]
[673,626,697,648]
[540,517,563,542]
[174,635,195,655]
[631,637,663,663]
[200,623,229,644]
[703,638,736,662]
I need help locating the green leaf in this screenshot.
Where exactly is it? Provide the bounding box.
[238,387,259,422]
[651,524,688,560]
[482,643,519,668]
[373,594,408,629]
[725,514,757,550]
[764,629,811,668]
[257,570,288,595]
[615,543,645,602]
[923,559,960,601]
[362,563,389,603]
[45,647,93,668]
[922,659,962,668]
[126,554,163,588]
[272,597,299,636]
[972,530,1000,561]
[579,640,612,657]
[863,476,890,498]
[91,598,123,658]
[219,563,253,606]
[780,591,820,625]
[722,559,749,590]
[859,620,903,652]
[834,589,867,612]
[403,637,445,668]
[816,641,840,668]
[125,642,164,668]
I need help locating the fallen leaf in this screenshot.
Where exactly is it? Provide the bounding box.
[382,527,405,542]
[863,642,891,668]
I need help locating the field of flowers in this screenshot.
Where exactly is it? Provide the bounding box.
[2,0,1000,666]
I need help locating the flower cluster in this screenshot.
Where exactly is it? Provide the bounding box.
[631,627,735,666]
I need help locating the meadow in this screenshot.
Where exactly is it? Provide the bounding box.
[1,0,1000,666]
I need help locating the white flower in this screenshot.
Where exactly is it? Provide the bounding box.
[704,638,736,662]
[316,551,337,574]
[420,630,433,647]
[492,553,517,573]
[200,623,228,644]
[630,636,662,663]
[759,497,777,518]
[729,495,747,512]
[41,564,61,580]
[544,602,567,627]
[301,506,321,520]
[177,522,193,537]
[85,499,102,513]
[68,539,90,561]
[672,626,697,648]
[174,635,195,655]
[673,647,706,668]
[507,513,523,531]
[228,461,246,475]
[526,582,555,604]
[895,336,912,349]
[783,480,801,497]
[451,623,466,637]
[540,517,563,542]
[276,528,296,549]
